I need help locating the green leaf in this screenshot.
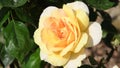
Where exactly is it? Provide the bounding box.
[0,46,14,67]
[0,43,2,50]
[0,8,10,21]
[111,34,120,46]
[0,11,10,28]
[0,3,2,9]
[3,20,33,62]
[22,48,41,68]
[0,0,28,7]
[0,31,5,44]
[15,8,33,23]
[102,30,108,38]
[85,0,115,10]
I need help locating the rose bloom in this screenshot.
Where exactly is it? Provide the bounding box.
[34,1,102,68]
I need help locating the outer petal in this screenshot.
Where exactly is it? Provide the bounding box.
[85,36,93,47]
[40,51,71,66]
[113,65,119,68]
[34,28,42,47]
[64,48,86,68]
[39,6,58,27]
[88,22,102,46]
[66,1,89,14]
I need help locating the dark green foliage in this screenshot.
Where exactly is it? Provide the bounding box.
[83,0,115,10]
[0,0,28,7]
[22,48,41,68]
[3,20,33,62]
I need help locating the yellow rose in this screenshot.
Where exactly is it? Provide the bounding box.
[34,1,102,68]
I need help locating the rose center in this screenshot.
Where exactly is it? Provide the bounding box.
[41,9,75,52]
[45,17,69,40]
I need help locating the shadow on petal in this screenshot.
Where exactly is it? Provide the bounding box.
[64,48,86,68]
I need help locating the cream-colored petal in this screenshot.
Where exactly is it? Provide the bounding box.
[88,22,102,46]
[40,50,71,66]
[74,32,88,53]
[33,28,48,53]
[39,6,58,27]
[60,42,74,56]
[64,48,86,68]
[76,10,89,31]
[66,1,89,14]
[34,28,71,66]
[63,5,78,27]
[85,36,93,47]
[33,28,42,47]
[113,65,119,68]
[63,4,81,41]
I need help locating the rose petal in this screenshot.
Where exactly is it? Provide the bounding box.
[85,36,93,47]
[63,4,81,41]
[88,22,102,46]
[66,1,89,14]
[63,5,78,27]
[113,65,119,68]
[39,6,58,27]
[34,28,71,66]
[40,50,71,66]
[74,32,88,53]
[76,10,89,31]
[34,28,48,55]
[34,28,42,47]
[60,42,74,56]
[64,48,86,68]
[60,26,81,56]
[41,28,66,52]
